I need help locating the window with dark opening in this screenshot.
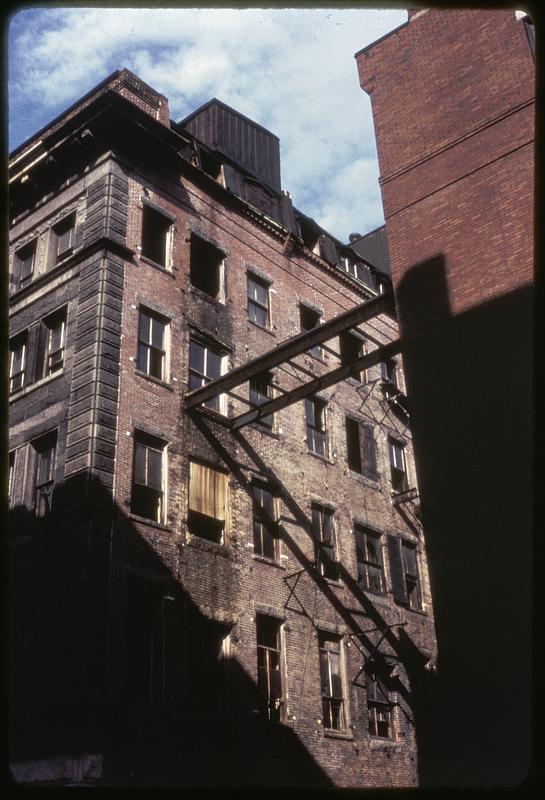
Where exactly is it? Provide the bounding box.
[54,213,76,261]
[14,239,36,289]
[381,358,398,386]
[305,397,327,457]
[387,535,422,610]
[141,204,171,268]
[9,332,27,394]
[125,575,165,705]
[36,307,67,380]
[340,330,365,381]
[137,309,168,381]
[32,431,57,516]
[188,337,224,412]
[345,417,377,479]
[131,431,165,523]
[252,482,278,560]
[249,372,273,429]
[247,274,270,328]
[312,504,337,580]
[300,304,322,358]
[355,525,384,594]
[256,615,283,722]
[188,460,228,544]
[366,667,393,738]
[388,438,408,494]
[190,235,223,300]
[319,634,345,730]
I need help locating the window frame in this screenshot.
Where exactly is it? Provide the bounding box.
[345,416,378,479]
[140,202,173,270]
[401,540,422,611]
[318,633,346,732]
[354,525,385,595]
[256,614,284,722]
[188,335,226,414]
[366,666,394,739]
[137,308,169,382]
[14,239,37,289]
[32,431,57,517]
[247,272,271,329]
[9,332,27,394]
[249,371,274,429]
[189,234,225,301]
[388,438,408,494]
[339,328,366,382]
[53,212,76,261]
[305,397,327,458]
[312,503,338,581]
[130,431,167,524]
[187,459,229,545]
[299,303,323,359]
[252,481,279,560]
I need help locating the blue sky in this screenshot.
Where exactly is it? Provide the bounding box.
[8,6,407,242]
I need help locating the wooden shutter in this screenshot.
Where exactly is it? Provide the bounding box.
[319,235,338,265]
[360,425,378,479]
[189,461,227,520]
[387,535,407,604]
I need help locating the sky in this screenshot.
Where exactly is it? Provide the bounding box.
[8,6,407,243]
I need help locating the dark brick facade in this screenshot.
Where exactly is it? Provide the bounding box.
[357,9,534,786]
[9,69,436,787]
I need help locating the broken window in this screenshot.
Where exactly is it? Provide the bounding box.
[256,615,283,722]
[388,438,408,494]
[32,431,57,516]
[35,307,67,380]
[131,431,166,523]
[247,273,270,328]
[345,417,378,479]
[188,460,229,544]
[300,304,322,358]
[141,204,172,268]
[252,482,278,560]
[387,535,422,610]
[125,575,165,705]
[319,634,345,731]
[249,371,274,429]
[305,397,327,457]
[312,504,338,580]
[53,213,76,261]
[355,525,385,594]
[366,666,393,738]
[137,309,168,381]
[340,329,365,382]
[9,332,27,394]
[188,336,225,413]
[13,239,36,289]
[190,235,224,300]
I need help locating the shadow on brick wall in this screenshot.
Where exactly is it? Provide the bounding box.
[395,254,533,786]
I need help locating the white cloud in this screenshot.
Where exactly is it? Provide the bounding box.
[9,7,407,241]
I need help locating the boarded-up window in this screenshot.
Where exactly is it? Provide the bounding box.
[346,417,378,479]
[188,460,229,544]
[319,634,345,730]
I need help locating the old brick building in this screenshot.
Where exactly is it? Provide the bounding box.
[356,9,534,785]
[8,69,437,786]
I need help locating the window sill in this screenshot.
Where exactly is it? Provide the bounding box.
[188,285,225,307]
[247,319,276,338]
[127,512,171,532]
[186,534,230,558]
[348,468,380,485]
[369,738,402,751]
[307,449,334,465]
[323,729,354,741]
[249,423,280,439]
[392,599,427,616]
[252,554,285,570]
[139,255,175,276]
[9,370,64,403]
[134,370,173,391]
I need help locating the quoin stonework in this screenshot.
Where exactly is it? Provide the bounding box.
[9,68,437,786]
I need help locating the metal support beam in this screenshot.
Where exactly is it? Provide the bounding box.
[184,292,395,410]
[231,338,401,429]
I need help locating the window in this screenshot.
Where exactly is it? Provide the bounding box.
[141,204,172,268]
[9,332,27,394]
[339,257,376,290]
[13,239,36,289]
[366,667,393,738]
[340,329,365,382]
[137,309,168,381]
[188,337,224,413]
[249,372,273,429]
[188,460,229,544]
[312,504,337,580]
[319,634,345,731]
[32,432,57,516]
[247,274,270,328]
[389,438,408,494]
[299,304,322,358]
[387,536,422,610]
[256,615,283,722]
[131,432,166,523]
[305,397,327,457]
[381,358,398,387]
[252,482,278,560]
[9,450,16,505]
[53,213,76,260]
[345,417,378,479]
[355,525,384,594]
[190,235,224,300]
[125,575,165,705]
[36,307,67,379]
